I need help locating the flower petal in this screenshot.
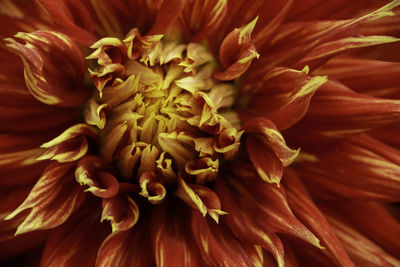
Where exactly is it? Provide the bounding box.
[5,162,85,235]
[296,134,400,201]
[283,169,355,267]
[244,117,299,166]
[213,18,259,81]
[242,66,327,130]
[179,0,228,42]
[96,218,153,267]
[151,204,201,267]
[287,80,400,142]
[148,0,185,34]
[39,124,97,163]
[101,183,139,232]
[5,30,91,107]
[40,199,109,267]
[191,210,262,267]
[75,156,119,198]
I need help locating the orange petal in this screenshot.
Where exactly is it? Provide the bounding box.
[148,0,185,34]
[5,162,85,235]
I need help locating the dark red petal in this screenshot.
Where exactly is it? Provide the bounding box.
[241,67,327,130]
[287,80,400,143]
[246,135,283,185]
[179,0,228,42]
[5,162,85,234]
[151,204,201,267]
[213,18,259,81]
[191,210,261,267]
[96,218,153,267]
[283,169,354,267]
[40,199,109,267]
[5,30,91,107]
[148,0,185,34]
[296,134,400,201]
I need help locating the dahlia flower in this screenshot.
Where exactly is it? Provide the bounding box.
[1,0,400,266]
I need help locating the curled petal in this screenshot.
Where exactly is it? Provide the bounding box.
[38,124,97,163]
[139,172,166,204]
[175,176,226,222]
[244,117,299,166]
[101,183,139,232]
[246,135,283,185]
[242,66,327,130]
[84,99,112,130]
[213,18,259,81]
[5,30,91,107]
[75,156,119,198]
[185,157,219,184]
[5,162,85,235]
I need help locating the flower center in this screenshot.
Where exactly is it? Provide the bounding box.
[85,29,242,196]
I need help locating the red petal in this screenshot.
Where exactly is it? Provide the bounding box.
[244,117,299,166]
[287,80,400,143]
[40,199,109,267]
[101,183,139,232]
[296,134,400,201]
[320,201,400,266]
[246,135,283,185]
[215,178,285,267]
[179,0,228,42]
[191,210,261,267]
[148,0,185,34]
[5,30,91,107]
[96,218,153,267]
[283,169,355,267]
[151,204,201,267]
[5,162,85,234]
[241,67,327,130]
[213,18,259,81]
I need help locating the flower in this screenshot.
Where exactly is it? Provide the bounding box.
[1,0,400,266]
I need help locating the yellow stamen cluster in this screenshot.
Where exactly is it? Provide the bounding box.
[85,31,242,193]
